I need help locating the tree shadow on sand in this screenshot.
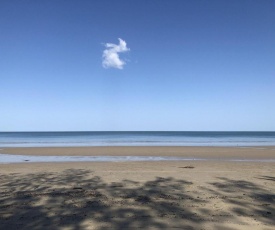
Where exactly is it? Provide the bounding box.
[257,176,275,182]
[0,169,274,229]
[0,169,202,230]
[202,176,275,226]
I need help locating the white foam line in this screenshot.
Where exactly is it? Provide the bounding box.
[0,154,275,164]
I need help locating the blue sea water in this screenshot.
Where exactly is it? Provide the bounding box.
[0,131,275,147]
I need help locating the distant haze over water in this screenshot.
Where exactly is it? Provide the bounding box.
[0,132,275,147]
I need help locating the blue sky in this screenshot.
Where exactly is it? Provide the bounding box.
[1,0,274,131]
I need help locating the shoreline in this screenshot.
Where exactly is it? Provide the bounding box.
[1,146,275,164]
[1,154,275,164]
[1,145,275,158]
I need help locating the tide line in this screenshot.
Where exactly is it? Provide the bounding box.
[0,154,275,164]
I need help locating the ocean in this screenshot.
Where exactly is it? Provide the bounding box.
[0,131,275,147]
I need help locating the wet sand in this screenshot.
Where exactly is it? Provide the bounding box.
[2,146,275,159]
[0,146,274,229]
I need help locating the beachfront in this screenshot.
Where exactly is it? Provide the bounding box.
[0,146,274,229]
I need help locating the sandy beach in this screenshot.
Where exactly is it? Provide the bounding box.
[0,146,275,229]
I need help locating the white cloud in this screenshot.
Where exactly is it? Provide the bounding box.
[102,38,130,69]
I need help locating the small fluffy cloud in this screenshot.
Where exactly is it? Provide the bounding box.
[102,38,130,69]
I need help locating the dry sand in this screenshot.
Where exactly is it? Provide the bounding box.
[0,146,274,229]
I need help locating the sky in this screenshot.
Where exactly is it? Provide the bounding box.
[0,0,275,131]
